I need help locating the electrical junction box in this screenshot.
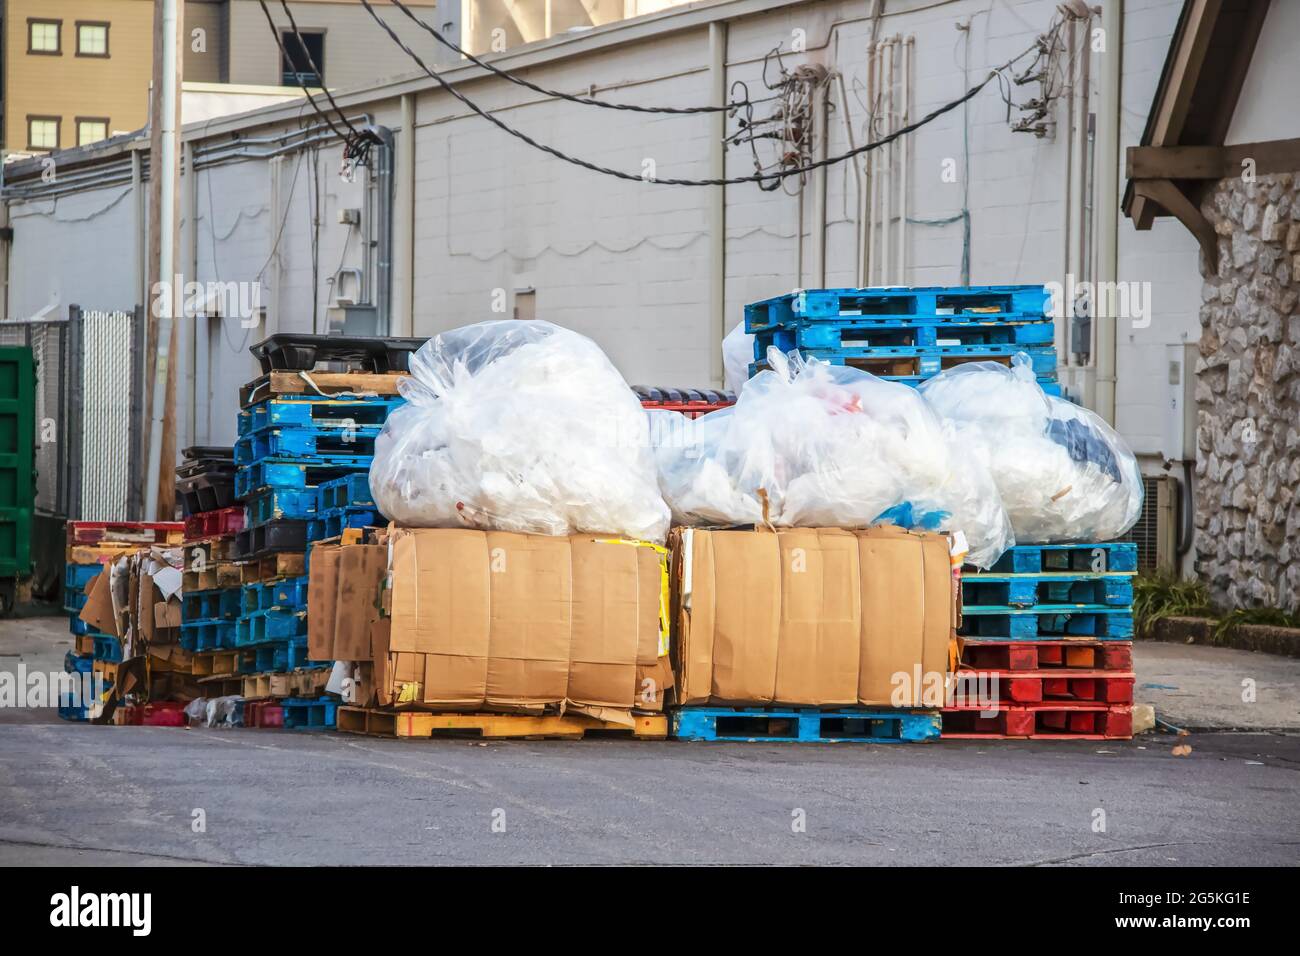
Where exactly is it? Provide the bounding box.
[1162,342,1198,463]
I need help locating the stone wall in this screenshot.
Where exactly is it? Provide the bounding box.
[1196,172,1300,613]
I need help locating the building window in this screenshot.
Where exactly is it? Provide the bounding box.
[280,30,324,86]
[27,116,60,151]
[76,22,110,58]
[28,19,62,55]
[77,118,110,147]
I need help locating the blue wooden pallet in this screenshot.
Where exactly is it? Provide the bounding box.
[234,424,382,466]
[983,541,1139,574]
[239,638,323,674]
[671,707,941,742]
[752,317,1054,354]
[244,488,318,525]
[307,507,380,542]
[69,616,92,636]
[64,563,103,591]
[750,344,1057,381]
[281,697,338,730]
[63,589,89,614]
[239,396,402,435]
[236,458,370,498]
[961,573,1135,609]
[242,576,309,614]
[182,588,241,622]
[746,285,1051,331]
[236,608,307,645]
[65,650,95,674]
[181,620,238,652]
[958,607,1134,640]
[317,473,375,510]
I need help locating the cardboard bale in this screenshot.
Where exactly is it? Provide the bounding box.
[383,529,671,723]
[307,539,387,661]
[669,526,953,708]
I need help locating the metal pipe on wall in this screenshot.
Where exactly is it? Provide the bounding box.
[865,41,880,285]
[812,78,829,288]
[880,38,894,286]
[396,94,417,338]
[898,36,912,286]
[1095,0,1122,425]
[708,20,727,384]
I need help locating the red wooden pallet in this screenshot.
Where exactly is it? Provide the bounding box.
[957,671,1134,705]
[243,699,284,729]
[184,506,245,542]
[959,639,1132,672]
[941,703,1133,739]
[67,521,186,546]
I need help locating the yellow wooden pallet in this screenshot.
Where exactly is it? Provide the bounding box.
[241,370,408,407]
[240,669,330,699]
[183,563,242,591]
[238,552,305,584]
[197,673,244,697]
[191,649,245,677]
[66,543,140,565]
[337,707,668,740]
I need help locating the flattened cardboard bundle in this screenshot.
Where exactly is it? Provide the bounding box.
[310,528,672,725]
[79,547,184,652]
[669,526,954,708]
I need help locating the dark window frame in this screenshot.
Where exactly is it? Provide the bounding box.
[26,115,61,151]
[279,28,326,87]
[75,116,111,147]
[74,21,111,59]
[27,18,63,56]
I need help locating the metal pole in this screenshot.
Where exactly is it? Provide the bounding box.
[144,0,180,520]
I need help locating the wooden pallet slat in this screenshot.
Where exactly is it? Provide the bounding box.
[336,707,669,740]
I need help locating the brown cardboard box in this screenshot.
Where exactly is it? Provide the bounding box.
[307,539,387,661]
[79,569,120,638]
[384,529,670,723]
[669,526,953,708]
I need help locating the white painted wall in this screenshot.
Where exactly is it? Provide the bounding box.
[0,0,1228,472]
[1225,0,1300,146]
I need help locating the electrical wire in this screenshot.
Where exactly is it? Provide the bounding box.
[358,0,1042,188]
[256,0,378,165]
[384,0,769,115]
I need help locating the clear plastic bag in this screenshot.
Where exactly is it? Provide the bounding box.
[652,348,1014,566]
[919,353,1143,543]
[370,320,671,543]
[722,322,756,394]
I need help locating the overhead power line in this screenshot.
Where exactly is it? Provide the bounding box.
[357,0,1040,188]
[256,0,378,164]
[384,0,771,115]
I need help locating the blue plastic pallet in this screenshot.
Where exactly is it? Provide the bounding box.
[236,458,370,498]
[317,473,375,510]
[181,621,232,652]
[307,507,380,542]
[752,317,1054,354]
[62,590,89,614]
[181,620,238,652]
[281,697,338,730]
[236,608,307,645]
[745,285,1051,330]
[958,607,1134,640]
[983,541,1139,575]
[64,650,95,674]
[239,638,322,674]
[234,424,382,466]
[961,573,1135,609]
[242,576,309,614]
[64,563,103,591]
[182,588,241,622]
[93,635,122,662]
[671,707,941,742]
[244,488,319,525]
[239,396,402,435]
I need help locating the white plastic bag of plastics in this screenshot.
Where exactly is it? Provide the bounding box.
[722,322,755,394]
[918,353,1143,543]
[369,320,670,542]
[650,347,1013,567]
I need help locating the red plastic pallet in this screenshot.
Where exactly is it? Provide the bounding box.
[956,671,1134,705]
[142,702,188,727]
[67,521,186,546]
[959,639,1132,672]
[243,699,284,729]
[184,506,246,542]
[941,703,1133,739]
